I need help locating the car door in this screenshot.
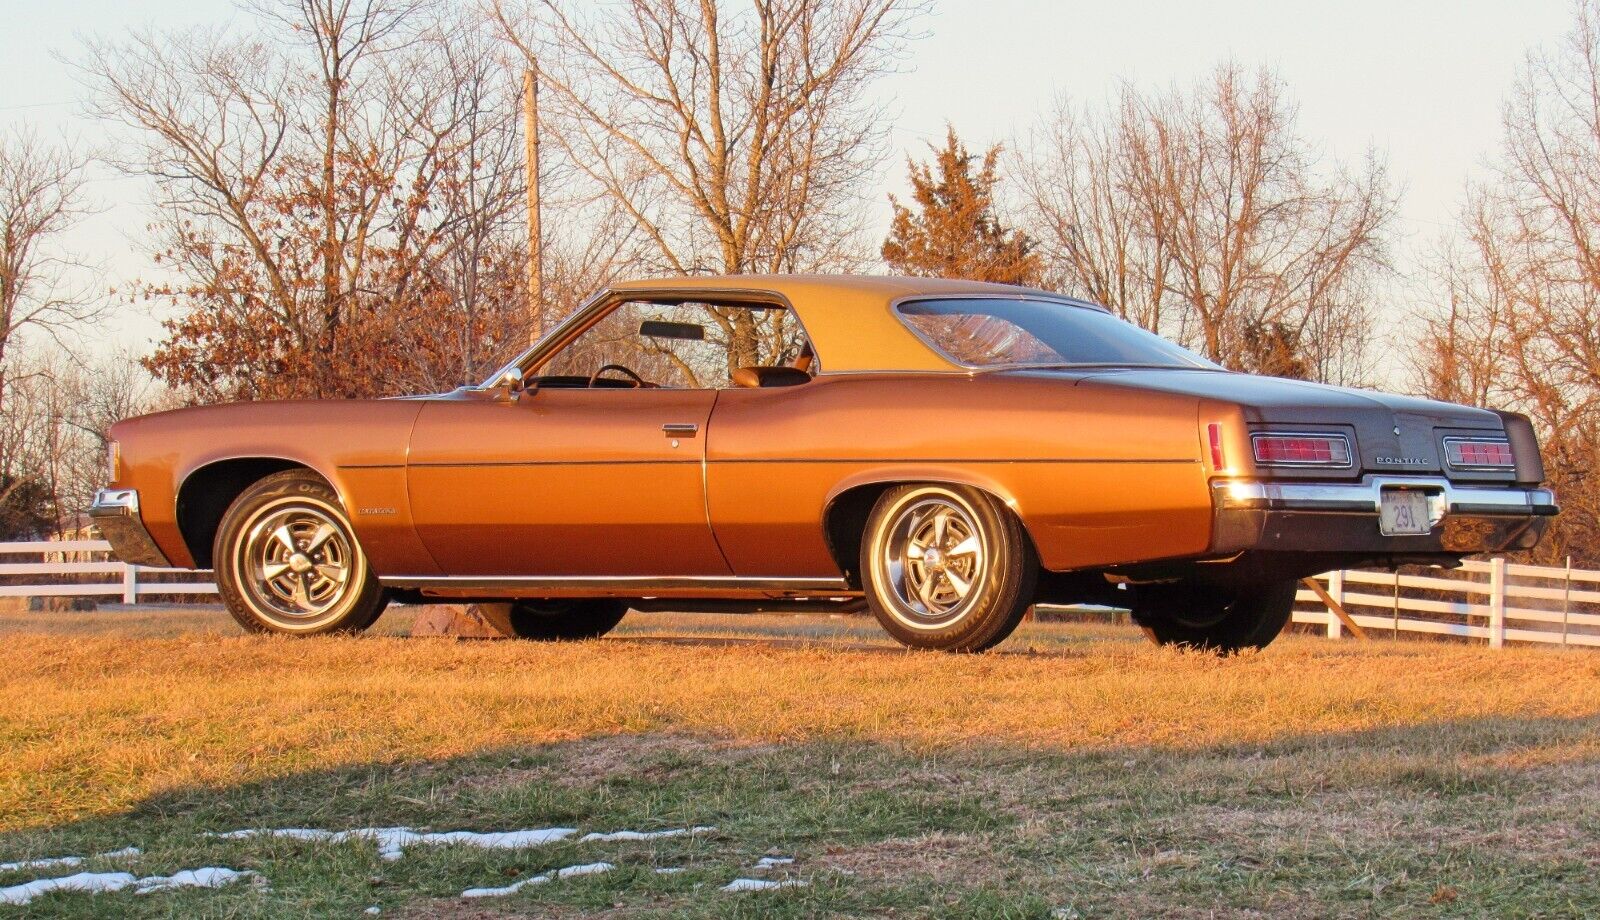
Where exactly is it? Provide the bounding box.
[406,388,724,578]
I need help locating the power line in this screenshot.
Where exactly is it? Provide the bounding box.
[0,100,77,112]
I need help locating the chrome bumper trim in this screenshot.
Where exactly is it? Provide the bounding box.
[382,574,853,595]
[88,488,174,567]
[1214,477,1558,519]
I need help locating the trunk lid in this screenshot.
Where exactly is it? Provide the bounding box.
[1007,368,1508,480]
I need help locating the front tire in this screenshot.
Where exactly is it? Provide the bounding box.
[1131,580,1297,652]
[861,484,1037,652]
[214,470,387,635]
[506,599,628,640]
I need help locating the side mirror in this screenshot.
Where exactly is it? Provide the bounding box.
[488,369,523,401]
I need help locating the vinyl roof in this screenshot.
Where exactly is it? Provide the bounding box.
[604,274,1100,374]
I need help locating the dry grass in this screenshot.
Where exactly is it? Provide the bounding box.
[0,608,1593,832]
[2,606,1598,917]
[2,607,1597,831]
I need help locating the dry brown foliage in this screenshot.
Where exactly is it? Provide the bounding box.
[85,1,532,401]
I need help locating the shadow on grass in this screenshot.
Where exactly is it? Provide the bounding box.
[3,713,1599,918]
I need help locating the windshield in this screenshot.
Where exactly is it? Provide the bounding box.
[896,297,1217,370]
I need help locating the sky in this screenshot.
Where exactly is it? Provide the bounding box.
[0,0,1580,382]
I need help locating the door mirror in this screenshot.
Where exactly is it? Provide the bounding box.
[487,368,523,402]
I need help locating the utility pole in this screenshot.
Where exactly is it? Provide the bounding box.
[523,64,543,344]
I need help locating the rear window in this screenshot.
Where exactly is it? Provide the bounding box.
[895,297,1215,369]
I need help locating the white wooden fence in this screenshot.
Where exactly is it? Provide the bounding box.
[2,539,1598,648]
[1291,557,1600,648]
[0,539,215,603]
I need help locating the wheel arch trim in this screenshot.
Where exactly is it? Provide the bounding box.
[174,454,351,569]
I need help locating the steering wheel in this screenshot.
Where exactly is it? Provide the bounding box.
[587,363,648,388]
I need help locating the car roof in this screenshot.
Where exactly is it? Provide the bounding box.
[610,273,1083,299]
[604,274,1103,373]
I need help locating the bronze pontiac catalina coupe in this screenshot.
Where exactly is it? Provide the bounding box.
[90,275,1557,652]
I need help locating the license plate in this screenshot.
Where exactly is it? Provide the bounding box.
[1379,489,1431,536]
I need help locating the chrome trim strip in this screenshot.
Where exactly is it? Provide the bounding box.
[1214,477,1557,517]
[407,457,1198,469]
[409,459,702,469]
[380,574,852,593]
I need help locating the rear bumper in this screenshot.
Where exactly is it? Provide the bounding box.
[88,489,174,567]
[1210,476,1557,556]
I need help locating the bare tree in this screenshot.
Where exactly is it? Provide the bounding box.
[0,350,164,539]
[0,131,103,415]
[492,0,922,277]
[84,1,530,401]
[1014,66,1397,384]
[1418,1,1600,564]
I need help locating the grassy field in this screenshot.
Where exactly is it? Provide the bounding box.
[1,606,1598,918]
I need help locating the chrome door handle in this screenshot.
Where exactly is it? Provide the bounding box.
[662,423,699,437]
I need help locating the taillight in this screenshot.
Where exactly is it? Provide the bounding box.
[106,440,122,483]
[1251,433,1352,468]
[1207,423,1226,470]
[1444,437,1514,470]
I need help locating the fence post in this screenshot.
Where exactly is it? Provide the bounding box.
[1326,571,1344,639]
[122,563,138,605]
[1488,557,1506,649]
[1563,556,1572,647]
[1392,569,1401,638]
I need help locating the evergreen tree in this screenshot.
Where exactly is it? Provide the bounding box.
[882,128,1040,284]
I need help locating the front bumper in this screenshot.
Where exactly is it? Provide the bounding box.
[88,489,174,567]
[1210,476,1557,556]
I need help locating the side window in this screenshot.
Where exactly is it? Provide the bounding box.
[538,301,809,389]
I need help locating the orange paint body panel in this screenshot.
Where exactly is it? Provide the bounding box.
[111,400,437,573]
[705,374,1210,575]
[405,390,728,576]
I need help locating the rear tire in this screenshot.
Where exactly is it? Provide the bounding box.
[506,599,628,641]
[1131,580,1297,652]
[861,484,1037,652]
[214,470,387,635]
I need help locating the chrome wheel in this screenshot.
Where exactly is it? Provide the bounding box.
[880,495,986,628]
[236,498,361,626]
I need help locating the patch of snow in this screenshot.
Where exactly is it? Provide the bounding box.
[578,826,715,843]
[460,861,614,899]
[752,856,794,869]
[0,872,138,906]
[213,827,576,861]
[212,828,335,842]
[654,867,686,875]
[720,877,809,893]
[134,867,257,894]
[364,907,381,915]
[0,846,142,873]
[0,866,254,906]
